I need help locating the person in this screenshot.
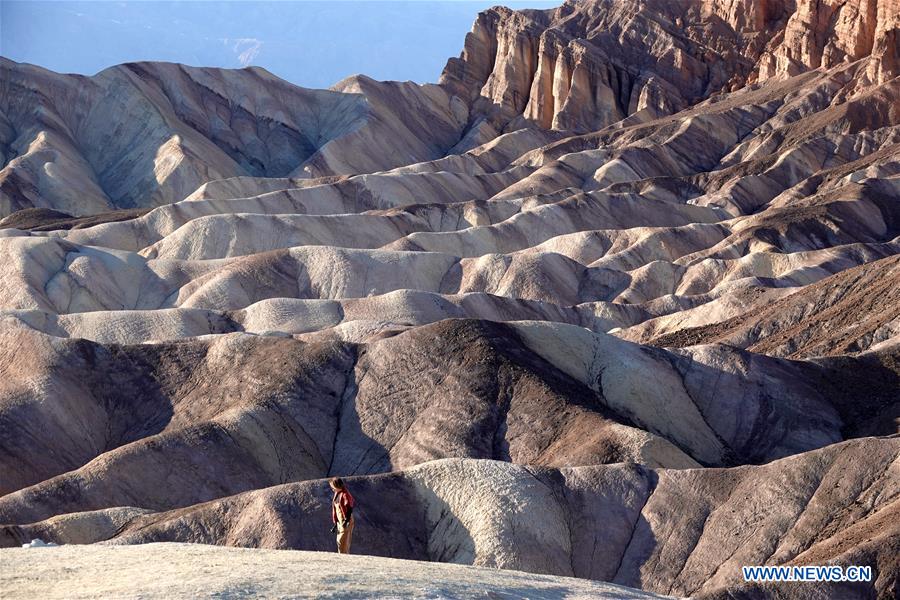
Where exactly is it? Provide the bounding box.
[329,477,355,554]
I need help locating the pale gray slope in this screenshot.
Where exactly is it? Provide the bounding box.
[0,60,470,217]
[0,291,645,344]
[3,54,897,354]
[0,543,673,599]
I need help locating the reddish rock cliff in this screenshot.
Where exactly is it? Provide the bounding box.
[441,0,899,136]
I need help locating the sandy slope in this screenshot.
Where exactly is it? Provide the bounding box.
[0,542,673,599]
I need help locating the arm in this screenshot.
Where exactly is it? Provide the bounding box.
[339,492,353,522]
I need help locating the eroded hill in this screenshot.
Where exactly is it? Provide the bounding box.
[1,0,898,598]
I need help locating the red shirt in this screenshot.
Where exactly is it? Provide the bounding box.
[331,489,355,523]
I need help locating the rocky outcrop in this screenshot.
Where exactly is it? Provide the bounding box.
[756,0,899,82]
[441,0,900,135]
[4,2,897,217]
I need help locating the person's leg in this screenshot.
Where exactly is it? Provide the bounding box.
[345,518,354,553]
[337,522,350,554]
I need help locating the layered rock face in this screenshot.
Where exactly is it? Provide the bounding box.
[2,318,895,521]
[0,60,468,216]
[441,0,900,135]
[1,1,899,599]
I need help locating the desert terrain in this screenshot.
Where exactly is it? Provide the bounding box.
[1,0,898,598]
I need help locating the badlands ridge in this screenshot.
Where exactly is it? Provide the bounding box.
[0,0,898,598]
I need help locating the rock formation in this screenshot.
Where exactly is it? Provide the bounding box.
[441,0,900,136]
[1,0,898,598]
[0,61,469,216]
[2,439,897,599]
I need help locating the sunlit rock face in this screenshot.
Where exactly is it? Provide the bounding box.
[441,0,899,134]
[3,1,896,217]
[0,2,898,599]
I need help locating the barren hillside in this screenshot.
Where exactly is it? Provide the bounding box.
[1,0,898,598]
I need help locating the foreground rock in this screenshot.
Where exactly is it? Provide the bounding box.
[4,438,896,599]
[0,542,672,599]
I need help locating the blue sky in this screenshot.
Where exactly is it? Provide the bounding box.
[1,1,558,88]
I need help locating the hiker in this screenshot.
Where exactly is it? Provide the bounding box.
[329,477,355,554]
